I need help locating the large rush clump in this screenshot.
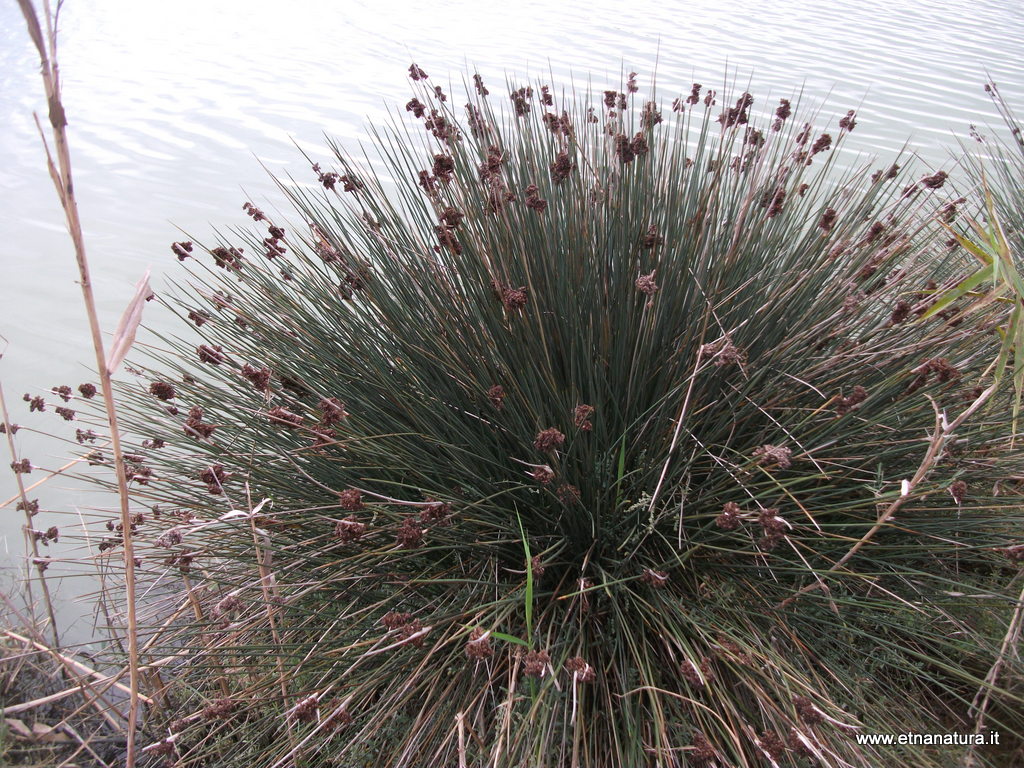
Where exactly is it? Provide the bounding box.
[113,68,1024,767]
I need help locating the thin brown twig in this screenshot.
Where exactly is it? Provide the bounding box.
[780,382,999,608]
[0,380,60,646]
[0,444,111,508]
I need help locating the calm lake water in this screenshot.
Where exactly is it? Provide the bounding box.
[2,0,1023,639]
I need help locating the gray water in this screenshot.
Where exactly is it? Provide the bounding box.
[2,0,1023,640]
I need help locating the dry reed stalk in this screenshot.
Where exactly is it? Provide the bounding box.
[16,2,143,764]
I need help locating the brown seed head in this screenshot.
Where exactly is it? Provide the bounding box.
[573,404,594,431]
[339,488,364,511]
[335,516,366,543]
[523,649,551,678]
[753,444,792,469]
[565,656,596,682]
[533,427,565,452]
[715,501,742,530]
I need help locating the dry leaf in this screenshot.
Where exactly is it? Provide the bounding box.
[106,270,151,375]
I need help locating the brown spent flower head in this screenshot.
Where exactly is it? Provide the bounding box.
[0,423,18,434]
[396,517,424,549]
[465,627,493,659]
[534,427,565,452]
[871,162,901,183]
[494,282,528,312]
[641,568,669,588]
[510,86,533,116]
[681,657,715,687]
[719,92,754,127]
[531,464,555,484]
[630,132,649,157]
[549,150,575,184]
[408,63,428,80]
[641,225,664,249]
[184,406,216,439]
[210,246,244,270]
[759,730,788,760]
[888,299,913,325]
[839,109,857,132]
[149,381,176,401]
[793,695,824,725]
[921,170,948,189]
[324,702,353,731]
[199,463,229,493]
[810,133,832,155]
[11,459,31,474]
[565,656,596,682]
[54,406,75,421]
[835,385,868,415]
[772,98,792,131]
[432,153,455,184]
[406,98,426,119]
[187,309,211,327]
[473,73,489,96]
[78,382,98,399]
[573,404,594,431]
[524,184,548,212]
[242,201,265,221]
[766,186,786,218]
[759,508,786,535]
[487,385,506,410]
[240,364,272,392]
[315,397,347,427]
[753,444,792,469]
[202,698,238,720]
[75,428,96,443]
[530,554,546,578]
[171,240,193,260]
[197,345,227,365]
[214,594,243,617]
[949,480,968,505]
[17,498,40,516]
[381,611,413,630]
[267,406,303,429]
[691,732,717,765]
[907,357,961,393]
[339,488,363,511]
[419,498,452,526]
[715,501,742,530]
[635,270,658,301]
[334,516,366,543]
[290,696,319,724]
[700,336,746,367]
[556,483,581,505]
[614,133,636,164]
[759,507,787,550]
[523,649,551,678]
[27,395,45,412]
[52,385,72,402]
[642,100,662,128]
